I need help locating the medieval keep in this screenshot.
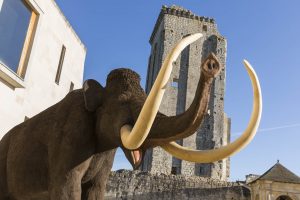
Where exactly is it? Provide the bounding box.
[140,5,231,181]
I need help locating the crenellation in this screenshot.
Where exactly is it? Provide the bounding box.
[150,5,216,43]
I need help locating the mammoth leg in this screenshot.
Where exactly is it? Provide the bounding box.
[49,172,81,200]
[81,150,116,200]
[81,172,108,200]
[48,146,93,200]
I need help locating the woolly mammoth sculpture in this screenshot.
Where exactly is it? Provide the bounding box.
[0,34,262,200]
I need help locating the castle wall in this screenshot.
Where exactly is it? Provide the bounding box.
[105,170,250,200]
[141,5,230,180]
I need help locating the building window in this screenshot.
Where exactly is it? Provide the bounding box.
[24,116,29,121]
[202,25,208,32]
[69,82,74,92]
[171,167,178,175]
[55,45,66,84]
[199,166,204,175]
[0,0,38,78]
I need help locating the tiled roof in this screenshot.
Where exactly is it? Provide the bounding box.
[251,162,300,184]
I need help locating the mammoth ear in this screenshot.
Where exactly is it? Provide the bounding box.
[83,79,105,112]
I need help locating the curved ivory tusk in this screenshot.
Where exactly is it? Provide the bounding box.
[121,33,203,150]
[161,60,262,163]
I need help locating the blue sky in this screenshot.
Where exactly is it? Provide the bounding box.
[56,0,300,181]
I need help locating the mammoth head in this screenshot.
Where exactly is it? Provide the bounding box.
[83,33,262,169]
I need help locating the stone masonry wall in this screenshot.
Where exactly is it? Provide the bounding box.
[105,170,251,200]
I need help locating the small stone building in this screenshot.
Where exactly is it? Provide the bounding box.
[249,162,300,200]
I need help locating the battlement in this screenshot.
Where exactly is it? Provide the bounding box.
[150,5,216,43]
[163,5,215,23]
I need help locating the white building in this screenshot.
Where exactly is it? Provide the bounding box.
[0,0,86,137]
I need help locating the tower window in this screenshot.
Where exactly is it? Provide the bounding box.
[171,78,179,88]
[150,43,157,86]
[207,124,210,130]
[203,25,208,32]
[55,45,66,84]
[217,48,223,54]
[146,55,152,93]
[0,0,38,78]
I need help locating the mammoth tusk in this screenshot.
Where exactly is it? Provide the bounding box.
[161,60,262,163]
[121,33,203,150]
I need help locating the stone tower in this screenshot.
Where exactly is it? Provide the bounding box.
[141,5,231,181]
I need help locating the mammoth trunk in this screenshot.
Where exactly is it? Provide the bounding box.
[147,72,214,144]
